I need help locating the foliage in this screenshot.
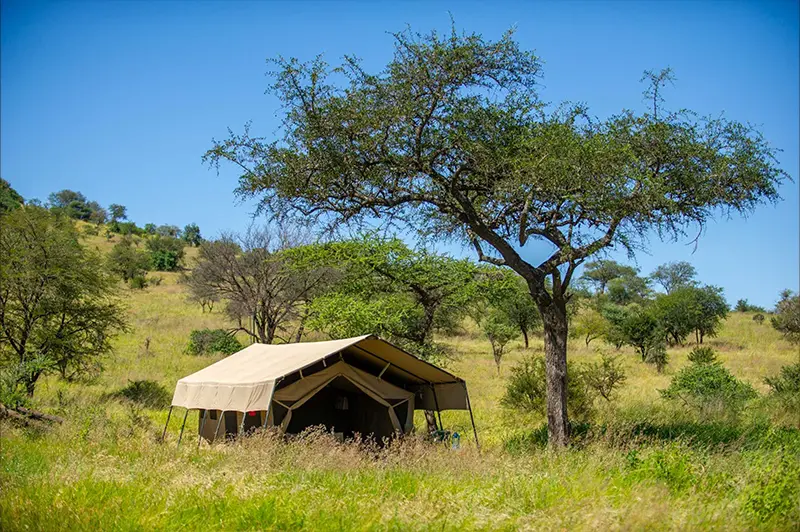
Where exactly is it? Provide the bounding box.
[770,289,800,344]
[580,260,639,295]
[571,307,610,346]
[735,298,766,313]
[155,224,181,238]
[47,189,106,222]
[107,236,150,283]
[129,276,148,290]
[764,362,800,414]
[502,355,594,423]
[144,223,156,235]
[182,223,203,246]
[482,310,518,373]
[583,353,627,401]
[653,285,728,344]
[146,235,185,271]
[108,204,127,222]
[187,227,326,344]
[0,207,127,396]
[108,380,171,408]
[644,342,669,373]
[660,353,758,419]
[479,269,540,348]
[206,26,787,446]
[109,221,144,236]
[186,329,242,356]
[687,346,717,365]
[606,274,651,305]
[0,178,24,213]
[291,234,481,357]
[650,261,697,294]
[600,303,635,349]
[617,307,663,361]
[752,313,765,324]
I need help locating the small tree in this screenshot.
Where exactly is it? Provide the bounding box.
[619,308,663,361]
[581,260,639,296]
[108,204,127,222]
[0,207,127,396]
[146,235,185,271]
[0,179,24,213]
[650,261,697,294]
[144,223,157,235]
[483,310,519,373]
[107,236,150,283]
[183,223,203,247]
[606,274,651,305]
[771,290,800,344]
[156,224,181,238]
[485,271,540,348]
[583,353,626,401]
[572,306,610,346]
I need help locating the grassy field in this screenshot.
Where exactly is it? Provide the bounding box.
[1,232,799,530]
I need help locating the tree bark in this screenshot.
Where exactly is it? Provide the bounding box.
[539,300,570,448]
[521,328,529,349]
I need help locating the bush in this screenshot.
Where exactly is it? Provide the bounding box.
[753,313,765,324]
[686,346,717,365]
[109,380,171,408]
[771,289,800,344]
[764,362,800,416]
[187,329,242,356]
[502,355,594,423]
[583,353,626,401]
[645,340,669,373]
[107,236,150,283]
[660,354,757,419]
[129,275,148,289]
[146,235,185,272]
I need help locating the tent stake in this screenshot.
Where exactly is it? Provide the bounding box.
[197,409,208,449]
[212,411,224,444]
[161,406,173,442]
[464,383,480,451]
[177,409,189,446]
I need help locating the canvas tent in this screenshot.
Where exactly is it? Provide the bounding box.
[165,335,478,446]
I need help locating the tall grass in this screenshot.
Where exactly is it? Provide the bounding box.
[2,259,798,530]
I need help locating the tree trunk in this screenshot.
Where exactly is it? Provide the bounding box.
[521,327,529,349]
[424,410,438,433]
[539,301,570,448]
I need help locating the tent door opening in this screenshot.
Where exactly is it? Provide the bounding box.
[279,376,400,442]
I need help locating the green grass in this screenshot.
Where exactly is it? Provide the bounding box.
[2,260,799,530]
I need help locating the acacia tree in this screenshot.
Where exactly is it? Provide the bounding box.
[290,235,480,358]
[650,261,697,294]
[205,28,786,446]
[581,260,639,295]
[0,207,127,396]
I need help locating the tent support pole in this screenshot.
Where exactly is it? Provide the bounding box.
[197,409,208,449]
[212,411,224,444]
[262,386,277,430]
[161,406,173,442]
[177,409,189,446]
[238,412,246,440]
[431,385,443,430]
[464,383,480,451]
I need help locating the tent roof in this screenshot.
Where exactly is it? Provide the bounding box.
[171,335,465,412]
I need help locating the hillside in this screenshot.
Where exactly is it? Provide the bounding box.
[1,228,798,530]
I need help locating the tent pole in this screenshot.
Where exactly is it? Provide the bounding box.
[262,386,277,430]
[177,409,189,446]
[431,385,443,430]
[212,411,224,444]
[161,406,173,442]
[197,409,208,449]
[464,383,480,451]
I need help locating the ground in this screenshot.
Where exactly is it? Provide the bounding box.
[1,231,798,530]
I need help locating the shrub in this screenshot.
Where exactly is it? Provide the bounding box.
[482,310,518,373]
[583,353,626,401]
[686,346,717,365]
[129,275,148,289]
[645,340,669,373]
[109,380,171,408]
[753,313,765,324]
[146,235,185,271]
[660,356,758,419]
[187,329,242,356]
[107,236,150,283]
[771,289,800,344]
[764,362,800,415]
[502,355,594,423]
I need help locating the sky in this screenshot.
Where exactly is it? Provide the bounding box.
[2,0,798,308]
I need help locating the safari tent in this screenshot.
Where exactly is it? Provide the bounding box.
[165,335,478,446]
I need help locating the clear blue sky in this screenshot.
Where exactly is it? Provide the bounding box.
[2,0,797,308]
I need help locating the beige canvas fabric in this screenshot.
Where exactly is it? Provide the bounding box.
[171,335,466,414]
[273,361,415,432]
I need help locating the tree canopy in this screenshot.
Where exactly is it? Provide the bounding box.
[205,27,787,447]
[650,261,697,294]
[0,178,23,213]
